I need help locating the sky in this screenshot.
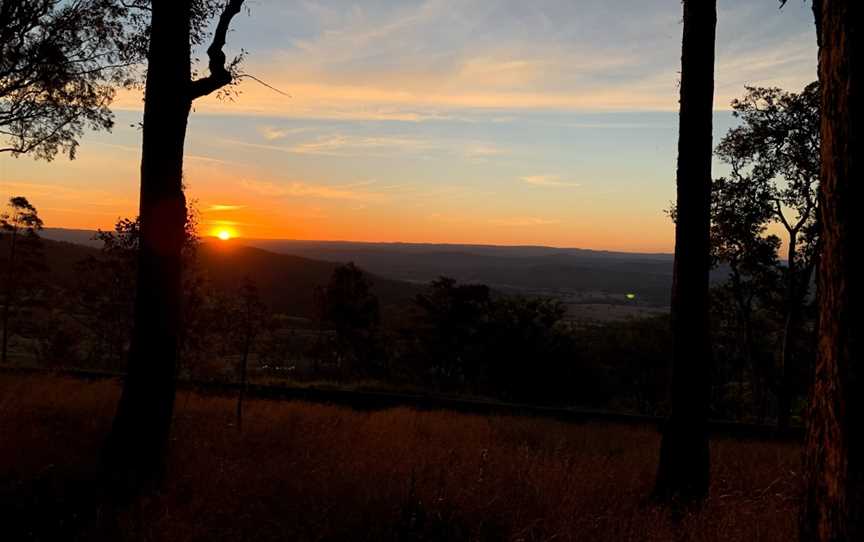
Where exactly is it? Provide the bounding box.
[0,0,818,252]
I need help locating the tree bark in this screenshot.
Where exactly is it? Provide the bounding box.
[801,0,862,540]
[655,0,716,502]
[103,0,192,492]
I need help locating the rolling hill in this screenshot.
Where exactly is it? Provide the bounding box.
[41,228,739,309]
[28,235,419,319]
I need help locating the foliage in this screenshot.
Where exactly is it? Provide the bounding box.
[0,0,252,160]
[717,82,820,283]
[73,212,203,370]
[713,82,821,424]
[0,196,46,363]
[0,0,141,159]
[315,263,382,377]
[408,277,580,402]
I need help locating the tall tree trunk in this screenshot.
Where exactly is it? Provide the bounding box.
[104,0,192,492]
[655,0,716,502]
[778,230,799,428]
[801,0,862,539]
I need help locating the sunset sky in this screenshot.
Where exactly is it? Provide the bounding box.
[0,0,817,252]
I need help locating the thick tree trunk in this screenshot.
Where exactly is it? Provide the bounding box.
[801,0,862,540]
[655,0,716,502]
[104,0,192,493]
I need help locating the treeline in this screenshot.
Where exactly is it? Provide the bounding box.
[2,200,815,424]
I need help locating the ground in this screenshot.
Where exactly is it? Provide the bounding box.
[1,374,800,541]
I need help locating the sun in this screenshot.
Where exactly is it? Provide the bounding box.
[215,229,233,241]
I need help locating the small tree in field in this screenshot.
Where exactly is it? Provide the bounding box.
[0,196,45,364]
[315,263,381,378]
[234,277,266,432]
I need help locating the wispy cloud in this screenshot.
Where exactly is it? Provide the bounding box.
[206,204,245,212]
[520,175,580,188]
[256,125,311,141]
[240,178,382,201]
[488,216,562,227]
[289,135,435,156]
[1,180,135,207]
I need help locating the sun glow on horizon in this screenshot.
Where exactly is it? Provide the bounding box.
[215,228,234,241]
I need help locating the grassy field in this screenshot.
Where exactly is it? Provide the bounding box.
[1,374,801,541]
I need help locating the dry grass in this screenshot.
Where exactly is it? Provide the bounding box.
[0,374,801,541]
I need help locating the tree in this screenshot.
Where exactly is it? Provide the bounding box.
[75,218,139,369]
[104,0,248,492]
[655,0,716,501]
[74,210,202,372]
[0,196,45,364]
[234,277,266,432]
[715,82,821,428]
[710,175,781,421]
[413,277,493,392]
[800,0,863,539]
[315,263,381,378]
[0,0,138,160]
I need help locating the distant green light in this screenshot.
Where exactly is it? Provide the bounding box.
[626,293,636,300]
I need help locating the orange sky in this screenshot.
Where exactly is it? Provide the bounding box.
[0,0,817,253]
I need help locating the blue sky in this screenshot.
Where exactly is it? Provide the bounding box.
[0,0,818,251]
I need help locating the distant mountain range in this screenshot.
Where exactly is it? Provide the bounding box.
[41,228,708,307]
[36,233,419,318]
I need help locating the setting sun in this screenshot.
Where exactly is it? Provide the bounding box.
[215,229,233,241]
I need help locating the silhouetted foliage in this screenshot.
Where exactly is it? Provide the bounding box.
[0,196,46,364]
[315,263,382,378]
[406,277,580,403]
[717,82,821,429]
[233,277,266,431]
[710,174,782,420]
[0,0,141,159]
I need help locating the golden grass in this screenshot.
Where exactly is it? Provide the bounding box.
[0,374,801,541]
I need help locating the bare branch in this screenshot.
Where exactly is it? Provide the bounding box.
[188,0,246,100]
[235,73,291,97]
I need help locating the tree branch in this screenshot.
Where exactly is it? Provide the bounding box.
[774,198,794,232]
[188,0,246,100]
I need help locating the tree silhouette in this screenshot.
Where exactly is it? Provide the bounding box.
[234,277,266,432]
[801,0,863,539]
[316,263,381,378]
[716,83,821,428]
[74,218,139,369]
[104,0,248,493]
[710,175,781,421]
[0,0,138,160]
[655,0,716,501]
[0,197,45,364]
